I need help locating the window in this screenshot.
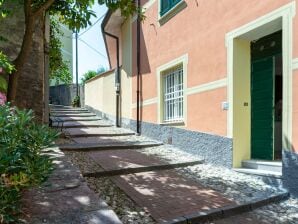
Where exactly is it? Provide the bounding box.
[160,0,182,16]
[163,65,184,122]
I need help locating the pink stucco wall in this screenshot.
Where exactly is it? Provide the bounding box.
[187,88,227,136]
[132,104,157,123]
[106,0,298,138]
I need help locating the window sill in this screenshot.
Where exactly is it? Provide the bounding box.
[158,0,187,26]
[160,121,185,127]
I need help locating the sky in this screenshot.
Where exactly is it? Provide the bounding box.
[72,4,109,83]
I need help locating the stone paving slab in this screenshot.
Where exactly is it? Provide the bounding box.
[21,147,122,224]
[83,149,203,177]
[59,141,163,151]
[52,112,97,117]
[72,136,160,144]
[111,170,235,223]
[53,120,113,128]
[51,108,89,112]
[50,105,72,109]
[87,150,167,171]
[64,127,135,137]
[51,116,102,122]
[51,110,92,115]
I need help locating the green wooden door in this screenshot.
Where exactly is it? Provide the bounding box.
[251,57,274,160]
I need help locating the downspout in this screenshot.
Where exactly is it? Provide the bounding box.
[136,0,141,134]
[102,30,121,127]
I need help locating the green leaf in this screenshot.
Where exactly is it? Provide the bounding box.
[0,75,7,92]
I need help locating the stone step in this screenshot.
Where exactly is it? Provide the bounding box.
[59,141,163,152]
[51,109,89,113]
[111,170,235,223]
[51,116,102,122]
[49,104,72,108]
[169,191,289,224]
[64,128,135,137]
[83,160,204,177]
[51,110,90,114]
[51,112,95,117]
[233,168,282,178]
[53,123,113,128]
[242,160,282,173]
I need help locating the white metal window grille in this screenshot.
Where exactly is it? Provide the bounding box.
[163,65,183,122]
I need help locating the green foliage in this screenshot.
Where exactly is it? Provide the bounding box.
[0,104,59,223]
[0,51,15,93]
[81,70,98,84]
[49,18,72,85]
[0,0,10,19]
[0,52,14,74]
[72,95,80,107]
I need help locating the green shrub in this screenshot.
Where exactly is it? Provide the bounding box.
[72,96,80,107]
[80,70,98,84]
[0,104,58,223]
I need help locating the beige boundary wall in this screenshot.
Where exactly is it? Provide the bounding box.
[84,69,132,120]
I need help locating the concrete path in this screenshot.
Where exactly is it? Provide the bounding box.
[21,147,122,224]
[51,106,290,224]
[51,107,237,223]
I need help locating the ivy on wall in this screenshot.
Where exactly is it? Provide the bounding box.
[49,18,72,85]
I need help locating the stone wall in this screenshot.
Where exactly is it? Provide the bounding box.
[0,2,48,122]
[283,150,298,197]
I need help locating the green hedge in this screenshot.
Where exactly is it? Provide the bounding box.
[0,104,58,223]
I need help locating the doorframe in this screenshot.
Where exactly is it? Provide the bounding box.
[225,2,295,167]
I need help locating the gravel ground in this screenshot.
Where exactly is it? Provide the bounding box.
[87,177,156,224]
[64,151,104,173]
[140,144,298,223]
[61,132,298,224]
[207,197,298,224]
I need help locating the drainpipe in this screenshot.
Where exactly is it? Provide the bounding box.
[103,31,121,127]
[136,0,141,134]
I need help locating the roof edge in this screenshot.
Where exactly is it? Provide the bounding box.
[101,9,113,69]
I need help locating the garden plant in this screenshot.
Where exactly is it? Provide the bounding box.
[0,104,58,223]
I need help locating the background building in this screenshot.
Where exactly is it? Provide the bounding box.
[84,0,298,196]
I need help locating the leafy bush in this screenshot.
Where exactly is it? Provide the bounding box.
[72,96,80,107]
[80,67,106,84]
[0,104,58,223]
[80,70,97,84]
[0,51,15,94]
[0,52,14,74]
[49,18,72,85]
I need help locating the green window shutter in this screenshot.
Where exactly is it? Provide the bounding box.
[160,0,182,16]
[160,0,171,16]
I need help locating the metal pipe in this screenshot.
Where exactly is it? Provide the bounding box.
[75,31,79,98]
[103,31,120,127]
[136,0,141,134]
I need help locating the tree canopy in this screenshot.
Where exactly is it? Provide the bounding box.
[0,0,140,103]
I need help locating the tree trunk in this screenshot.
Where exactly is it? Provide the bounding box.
[7,15,35,104]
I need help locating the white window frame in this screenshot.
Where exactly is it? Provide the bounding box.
[163,65,184,122]
[157,54,188,125]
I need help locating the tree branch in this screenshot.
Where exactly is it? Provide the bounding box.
[33,0,55,17]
